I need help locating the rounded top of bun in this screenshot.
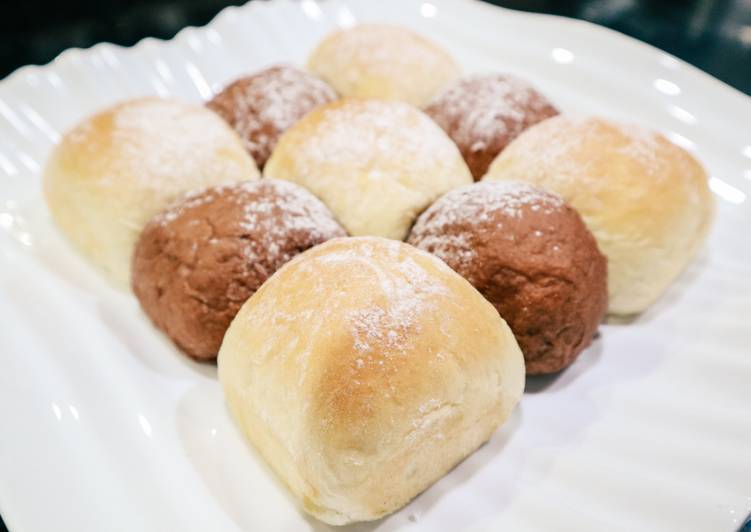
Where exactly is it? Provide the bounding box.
[308,24,460,106]
[264,98,472,240]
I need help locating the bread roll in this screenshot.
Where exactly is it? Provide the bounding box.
[218,237,524,524]
[132,180,346,360]
[407,181,607,374]
[483,115,714,315]
[264,98,473,240]
[44,97,259,287]
[308,24,460,106]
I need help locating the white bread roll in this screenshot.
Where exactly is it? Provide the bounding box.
[483,115,714,315]
[44,97,259,288]
[264,98,473,240]
[308,24,461,107]
[218,237,524,524]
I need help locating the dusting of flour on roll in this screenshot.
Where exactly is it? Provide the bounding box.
[44,97,259,288]
[264,98,473,240]
[132,179,346,360]
[408,181,607,374]
[424,73,559,180]
[308,24,460,106]
[207,65,337,168]
[483,115,714,315]
[218,237,524,525]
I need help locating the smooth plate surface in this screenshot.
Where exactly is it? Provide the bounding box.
[0,0,750,530]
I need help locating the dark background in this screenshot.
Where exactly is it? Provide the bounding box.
[0,0,750,530]
[1,0,750,93]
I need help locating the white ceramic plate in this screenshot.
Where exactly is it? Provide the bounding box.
[1,0,750,530]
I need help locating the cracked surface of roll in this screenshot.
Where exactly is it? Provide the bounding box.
[218,237,524,524]
[132,179,346,361]
[308,24,460,107]
[44,97,259,287]
[483,115,714,315]
[264,98,473,240]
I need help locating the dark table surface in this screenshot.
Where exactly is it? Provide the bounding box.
[1,0,750,94]
[1,0,750,530]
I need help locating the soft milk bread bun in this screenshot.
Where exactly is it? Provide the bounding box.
[44,97,259,288]
[308,24,460,106]
[218,237,524,524]
[483,115,714,315]
[264,98,473,240]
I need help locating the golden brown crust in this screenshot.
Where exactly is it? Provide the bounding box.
[218,237,524,524]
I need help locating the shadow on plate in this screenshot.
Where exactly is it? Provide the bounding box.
[10,197,215,378]
[96,299,217,379]
[176,383,314,530]
[525,333,604,394]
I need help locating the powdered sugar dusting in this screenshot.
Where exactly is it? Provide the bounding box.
[409,181,564,268]
[426,74,556,154]
[237,180,345,263]
[616,122,662,170]
[420,181,563,224]
[321,25,453,82]
[310,24,460,105]
[410,231,476,270]
[265,97,472,239]
[293,99,457,172]
[155,191,214,225]
[344,249,449,354]
[154,179,345,265]
[285,238,450,356]
[106,98,253,188]
[493,115,667,183]
[207,65,337,166]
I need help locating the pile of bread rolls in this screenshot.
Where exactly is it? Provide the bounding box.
[43,23,714,525]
